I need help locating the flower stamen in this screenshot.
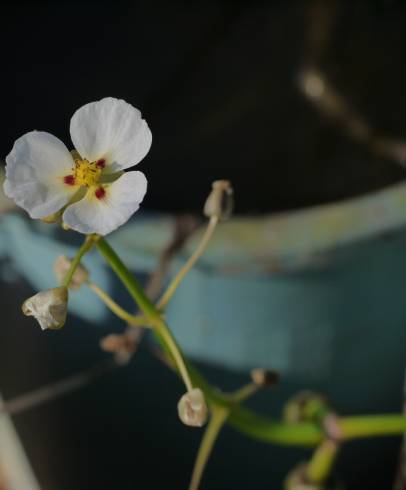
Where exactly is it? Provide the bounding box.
[63,175,76,185]
[73,158,103,187]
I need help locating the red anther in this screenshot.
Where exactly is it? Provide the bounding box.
[64,175,75,185]
[96,158,106,168]
[95,187,106,200]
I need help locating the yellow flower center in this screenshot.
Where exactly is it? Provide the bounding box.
[73,158,105,187]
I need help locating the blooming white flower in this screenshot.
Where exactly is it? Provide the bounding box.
[22,287,68,330]
[4,97,151,235]
[177,388,208,427]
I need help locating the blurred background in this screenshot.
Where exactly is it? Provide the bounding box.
[2,1,406,489]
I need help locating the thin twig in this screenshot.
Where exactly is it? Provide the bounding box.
[299,0,406,167]
[0,360,116,416]
[120,215,199,355]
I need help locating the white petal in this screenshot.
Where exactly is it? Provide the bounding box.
[70,97,152,171]
[62,171,147,235]
[4,131,77,218]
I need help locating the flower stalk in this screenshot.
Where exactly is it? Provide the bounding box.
[62,235,96,288]
[87,281,151,327]
[156,216,219,311]
[96,237,194,393]
[189,405,229,490]
[305,439,339,485]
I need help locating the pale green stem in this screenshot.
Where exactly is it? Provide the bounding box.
[63,235,96,287]
[231,383,260,404]
[189,406,229,490]
[156,216,218,310]
[96,238,193,392]
[87,282,151,328]
[153,319,193,392]
[306,439,339,483]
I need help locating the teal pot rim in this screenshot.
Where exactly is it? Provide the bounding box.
[2,179,406,276]
[127,179,406,275]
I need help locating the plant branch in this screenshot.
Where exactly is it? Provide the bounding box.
[62,235,96,288]
[156,216,218,311]
[189,405,229,490]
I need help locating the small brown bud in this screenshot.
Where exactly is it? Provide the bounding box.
[250,368,279,387]
[99,333,138,365]
[203,180,234,221]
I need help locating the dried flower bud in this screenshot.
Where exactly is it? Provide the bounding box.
[203,180,234,221]
[53,255,89,290]
[22,287,68,330]
[177,388,208,427]
[99,333,138,365]
[250,368,279,387]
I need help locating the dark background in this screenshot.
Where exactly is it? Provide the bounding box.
[2,1,406,489]
[2,0,406,214]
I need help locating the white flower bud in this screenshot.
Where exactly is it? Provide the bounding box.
[53,255,89,290]
[203,180,234,221]
[177,388,208,427]
[22,287,68,330]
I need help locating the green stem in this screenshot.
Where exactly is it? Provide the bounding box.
[306,439,338,483]
[189,406,229,490]
[87,282,151,327]
[63,235,95,287]
[95,236,406,447]
[96,238,156,316]
[340,415,406,440]
[231,383,260,404]
[96,238,193,392]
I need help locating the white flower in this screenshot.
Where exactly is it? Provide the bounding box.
[22,287,68,330]
[177,388,208,427]
[4,97,151,235]
[53,255,89,290]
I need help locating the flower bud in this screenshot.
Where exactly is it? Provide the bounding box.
[203,180,234,221]
[250,368,279,387]
[53,255,89,290]
[177,388,208,427]
[22,287,68,330]
[100,333,138,365]
[283,391,328,424]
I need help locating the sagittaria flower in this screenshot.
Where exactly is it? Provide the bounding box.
[4,97,151,235]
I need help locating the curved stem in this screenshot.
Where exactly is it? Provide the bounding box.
[231,383,260,404]
[62,235,96,288]
[156,216,218,310]
[153,319,193,392]
[87,282,151,327]
[96,238,193,392]
[189,406,229,490]
[306,439,339,483]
